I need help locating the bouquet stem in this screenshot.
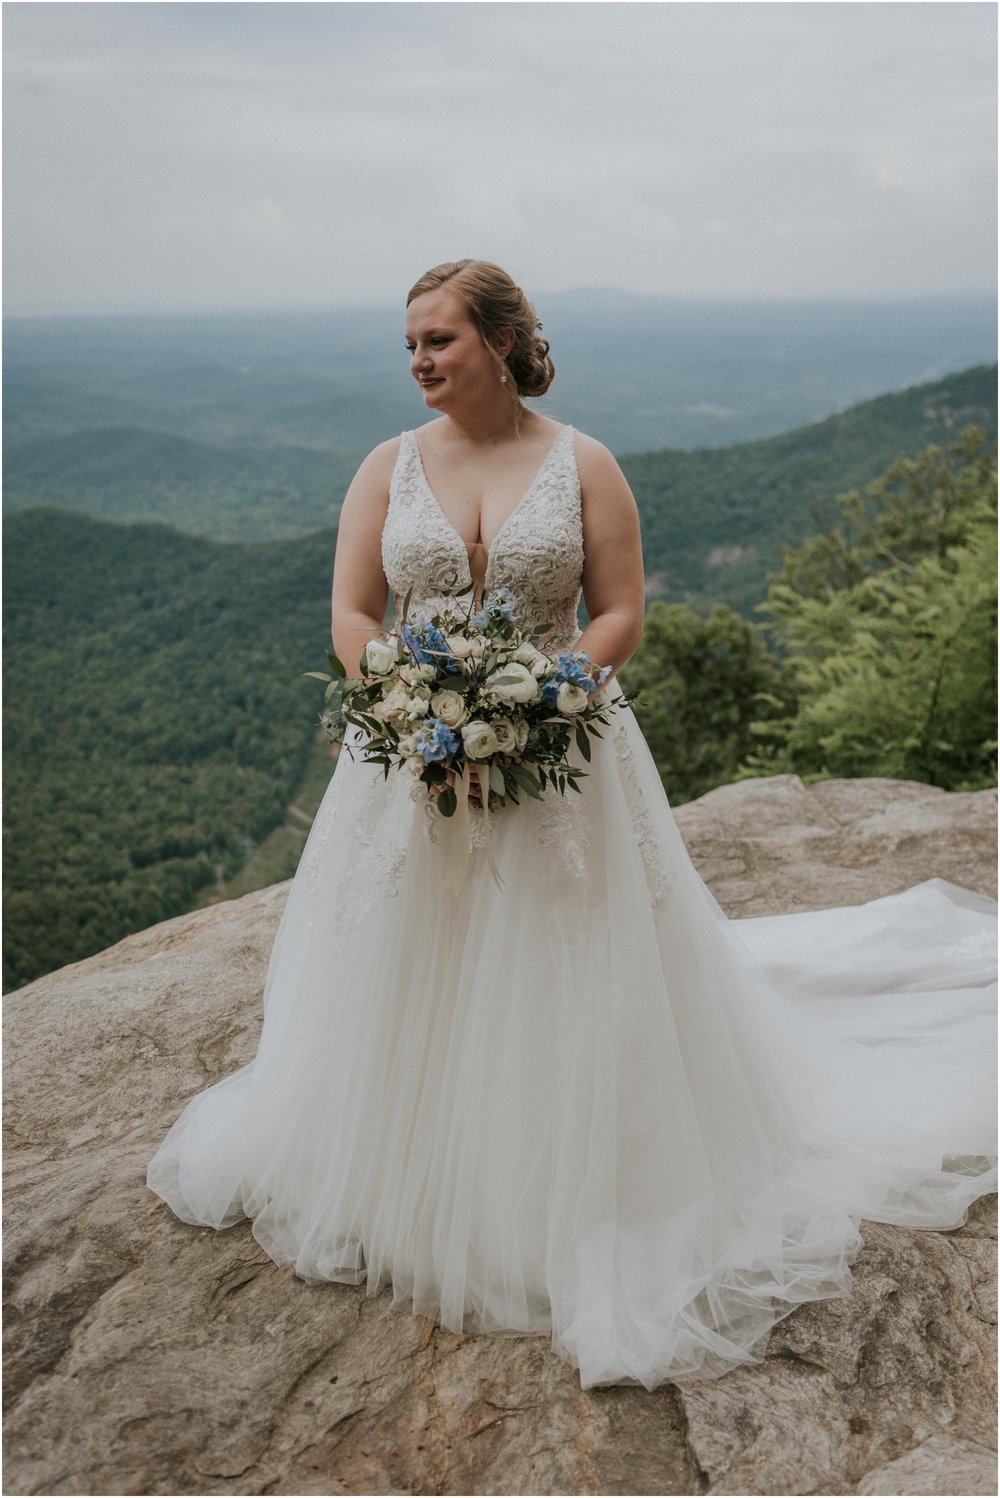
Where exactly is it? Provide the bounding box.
[444,762,506,892]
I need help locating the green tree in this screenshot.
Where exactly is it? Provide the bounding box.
[620,602,783,804]
[744,429,997,790]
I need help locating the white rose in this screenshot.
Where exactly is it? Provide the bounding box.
[397,732,422,758]
[401,665,440,686]
[491,716,517,754]
[431,689,468,728]
[364,638,397,676]
[446,634,473,659]
[406,704,430,723]
[377,684,412,720]
[462,720,499,759]
[556,681,589,715]
[531,657,551,679]
[467,635,490,661]
[515,642,546,669]
[484,661,541,704]
[513,717,529,752]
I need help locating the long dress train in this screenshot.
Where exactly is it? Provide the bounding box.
[147,424,997,1390]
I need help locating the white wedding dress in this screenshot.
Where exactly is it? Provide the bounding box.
[147,424,997,1391]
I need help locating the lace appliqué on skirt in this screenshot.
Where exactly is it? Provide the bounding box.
[337,773,413,930]
[538,793,590,882]
[614,724,672,908]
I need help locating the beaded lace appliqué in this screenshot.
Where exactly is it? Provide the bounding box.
[381,425,584,653]
[369,428,667,900]
[379,427,592,881]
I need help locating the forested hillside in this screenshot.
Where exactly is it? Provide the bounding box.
[3,512,336,990]
[5,371,996,991]
[3,428,355,540]
[623,364,996,613]
[4,366,994,612]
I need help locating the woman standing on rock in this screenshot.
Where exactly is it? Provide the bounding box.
[148,259,997,1391]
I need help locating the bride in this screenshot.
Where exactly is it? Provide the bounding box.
[147,259,997,1392]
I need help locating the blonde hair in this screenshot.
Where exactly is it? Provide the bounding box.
[406,260,555,399]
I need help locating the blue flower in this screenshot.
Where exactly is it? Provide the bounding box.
[556,651,596,690]
[416,717,461,764]
[471,588,517,631]
[541,649,610,706]
[486,587,517,621]
[403,621,455,671]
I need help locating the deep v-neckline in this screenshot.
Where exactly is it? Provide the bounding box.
[410,425,569,587]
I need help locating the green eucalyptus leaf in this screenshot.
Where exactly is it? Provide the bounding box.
[512,767,544,799]
[437,787,457,817]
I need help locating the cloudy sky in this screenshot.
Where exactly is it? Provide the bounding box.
[3,1,996,315]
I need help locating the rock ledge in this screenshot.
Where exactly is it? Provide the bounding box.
[4,775,997,1496]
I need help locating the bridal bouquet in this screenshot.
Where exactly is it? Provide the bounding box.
[308,585,628,819]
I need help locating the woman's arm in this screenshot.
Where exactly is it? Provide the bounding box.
[573,434,646,677]
[330,439,399,677]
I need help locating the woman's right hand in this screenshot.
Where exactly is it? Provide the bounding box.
[429,765,484,808]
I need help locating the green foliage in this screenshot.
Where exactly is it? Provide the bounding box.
[3,509,337,991]
[743,429,997,790]
[620,603,784,805]
[623,365,997,615]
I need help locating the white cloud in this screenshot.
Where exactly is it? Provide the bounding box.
[3,1,996,313]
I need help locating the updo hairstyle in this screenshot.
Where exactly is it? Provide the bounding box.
[406,260,555,399]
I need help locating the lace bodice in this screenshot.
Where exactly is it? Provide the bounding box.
[381,424,584,650]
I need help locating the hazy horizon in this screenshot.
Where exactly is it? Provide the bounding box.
[4,288,997,326]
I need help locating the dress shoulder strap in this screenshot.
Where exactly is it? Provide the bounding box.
[389,430,421,503]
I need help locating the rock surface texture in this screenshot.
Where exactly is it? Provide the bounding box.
[4,774,997,1497]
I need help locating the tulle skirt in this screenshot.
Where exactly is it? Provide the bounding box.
[146,709,997,1390]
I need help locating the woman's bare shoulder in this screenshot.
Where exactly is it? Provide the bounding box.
[358,434,404,478]
[570,430,630,489]
[343,435,403,497]
[338,437,404,529]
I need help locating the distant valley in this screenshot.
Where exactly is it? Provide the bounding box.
[6,288,995,470]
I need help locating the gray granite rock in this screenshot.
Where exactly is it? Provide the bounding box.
[4,775,996,1496]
